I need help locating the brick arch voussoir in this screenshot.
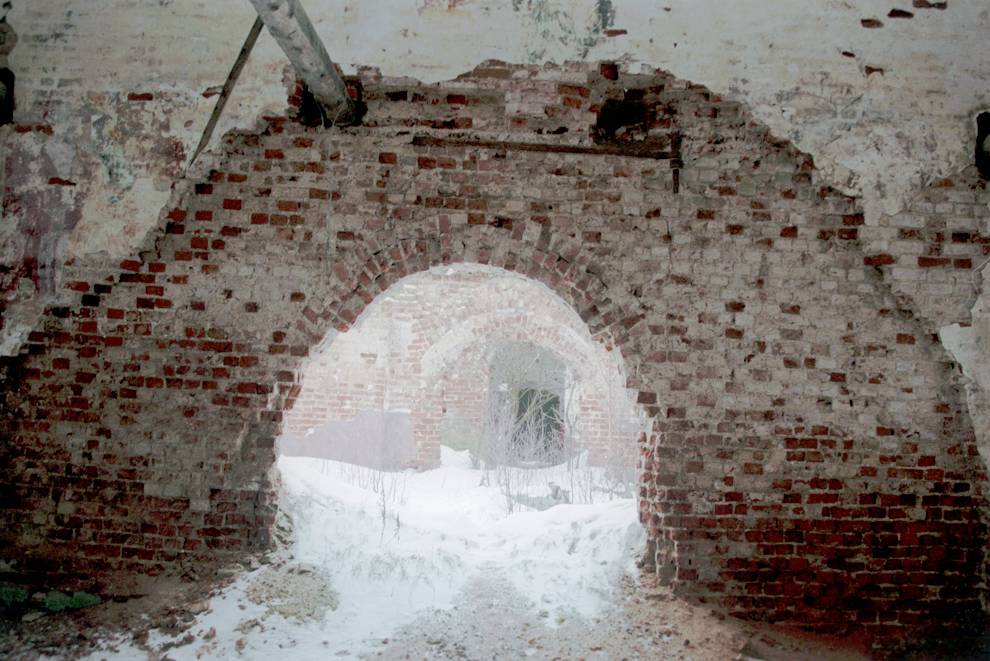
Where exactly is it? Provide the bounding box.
[314,230,646,347]
[421,310,610,388]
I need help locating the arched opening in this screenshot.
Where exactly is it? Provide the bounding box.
[251,263,651,654]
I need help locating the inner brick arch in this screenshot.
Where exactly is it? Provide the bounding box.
[280,261,650,470]
[422,331,644,472]
[311,234,642,346]
[420,305,616,385]
[411,269,646,467]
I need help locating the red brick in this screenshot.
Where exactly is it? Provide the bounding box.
[864,254,895,266]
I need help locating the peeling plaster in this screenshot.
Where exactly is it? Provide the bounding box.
[2,0,989,355]
[9,1,989,232]
[941,263,990,469]
[8,1,988,234]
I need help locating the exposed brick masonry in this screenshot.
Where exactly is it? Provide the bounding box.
[0,61,985,647]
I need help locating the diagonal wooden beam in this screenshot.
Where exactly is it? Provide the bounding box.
[248,0,356,126]
[189,16,264,168]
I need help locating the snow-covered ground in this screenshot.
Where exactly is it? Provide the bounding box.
[84,448,644,660]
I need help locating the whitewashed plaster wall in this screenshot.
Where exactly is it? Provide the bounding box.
[9,1,990,252]
[2,0,988,399]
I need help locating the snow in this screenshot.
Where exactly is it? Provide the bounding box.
[83,448,644,659]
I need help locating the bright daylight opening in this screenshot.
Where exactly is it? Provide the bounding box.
[175,264,649,657]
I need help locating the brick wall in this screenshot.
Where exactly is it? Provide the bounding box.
[861,168,989,330]
[283,323,389,433]
[0,62,985,646]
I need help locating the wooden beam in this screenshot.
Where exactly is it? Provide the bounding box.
[410,135,677,161]
[248,0,356,125]
[189,16,264,168]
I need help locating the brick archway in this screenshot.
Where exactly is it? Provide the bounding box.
[279,263,646,469]
[1,62,987,646]
[419,304,613,385]
[280,235,652,466]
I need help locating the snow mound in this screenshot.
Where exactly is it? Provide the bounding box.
[84,452,644,660]
[440,445,474,469]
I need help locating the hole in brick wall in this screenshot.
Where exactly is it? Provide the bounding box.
[976,112,990,180]
[0,15,14,127]
[296,80,368,128]
[594,98,648,141]
[266,263,650,647]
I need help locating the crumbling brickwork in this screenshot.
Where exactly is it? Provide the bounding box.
[861,167,990,329]
[0,62,985,646]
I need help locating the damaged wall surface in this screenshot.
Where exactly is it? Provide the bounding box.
[0,62,986,648]
[2,0,990,357]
